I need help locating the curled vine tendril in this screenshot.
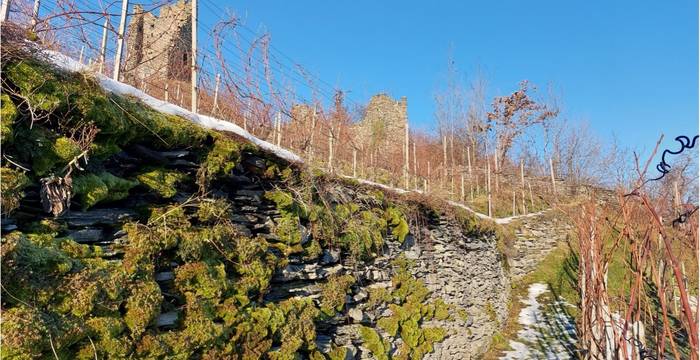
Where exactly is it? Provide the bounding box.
[648,135,699,182]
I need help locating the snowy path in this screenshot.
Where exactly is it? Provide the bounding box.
[500,283,578,360]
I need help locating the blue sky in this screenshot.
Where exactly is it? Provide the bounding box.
[197,0,698,155]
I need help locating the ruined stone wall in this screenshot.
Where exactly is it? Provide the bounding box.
[124,0,191,83]
[354,94,407,158]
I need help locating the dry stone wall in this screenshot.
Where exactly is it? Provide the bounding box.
[5,145,569,359]
[264,183,512,359]
[508,213,572,280]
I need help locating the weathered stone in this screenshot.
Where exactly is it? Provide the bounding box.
[67,228,104,243]
[320,249,340,265]
[348,308,366,323]
[156,311,179,328]
[59,208,136,227]
[155,272,174,282]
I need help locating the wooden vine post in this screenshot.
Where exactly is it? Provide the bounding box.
[549,157,557,195]
[190,0,198,113]
[487,161,492,217]
[112,0,129,81]
[521,160,526,214]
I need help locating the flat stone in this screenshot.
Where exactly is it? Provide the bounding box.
[274,263,320,282]
[320,249,340,265]
[59,209,136,227]
[67,228,104,243]
[155,272,174,282]
[156,311,179,327]
[353,290,368,303]
[315,335,333,353]
[348,308,366,323]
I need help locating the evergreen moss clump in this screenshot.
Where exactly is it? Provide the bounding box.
[5,60,209,153]
[360,326,391,360]
[124,280,163,337]
[1,305,51,358]
[338,205,387,259]
[1,167,30,215]
[136,168,188,198]
[12,125,82,176]
[4,61,70,113]
[361,255,461,360]
[386,206,410,244]
[73,171,138,209]
[1,93,17,144]
[197,135,244,190]
[319,274,355,317]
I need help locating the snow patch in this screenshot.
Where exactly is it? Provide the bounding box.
[500,283,577,360]
[42,48,303,164]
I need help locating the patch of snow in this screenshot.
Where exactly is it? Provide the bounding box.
[346,176,553,223]
[500,283,577,360]
[492,209,551,225]
[41,48,303,164]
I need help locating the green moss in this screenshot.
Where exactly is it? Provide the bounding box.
[0,306,51,358]
[5,60,209,155]
[4,61,68,113]
[319,274,355,316]
[197,136,242,189]
[386,206,410,243]
[338,206,387,260]
[361,255,460,360]
[122,206,189,275]
[1,93,17,144]
[1,233,79,318]
[1,167,30,215]
[73,171,138,209]
[196,198,231,223]
[136,168,188,198]
[12,125,81,176]
[89,142,122,161]
[231,235,279,297]
[82,317,131,359]
[124,280,162,337]
[265,189,310,220]
[53,137,82,162]
[359,326,390,360]
[175,261,229,300]
[268,298,320,358]
[327,346,349,360]
[271,214,302,248]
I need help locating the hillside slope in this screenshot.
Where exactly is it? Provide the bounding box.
[0,40,572,359]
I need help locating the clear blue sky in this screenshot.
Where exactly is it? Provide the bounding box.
[205,1,697,154]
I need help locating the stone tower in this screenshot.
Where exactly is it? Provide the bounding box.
[355,93,408,155]
[124,0,192,83]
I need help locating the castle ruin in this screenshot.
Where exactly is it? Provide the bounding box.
[354,93,408,156]
[124,0,192,83]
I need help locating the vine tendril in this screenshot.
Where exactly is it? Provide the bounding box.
[648,135,699,182]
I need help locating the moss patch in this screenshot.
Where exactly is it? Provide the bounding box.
[361,255,461,360]
[73,172,138,209]
[136,168,188,198]
[1,93,17,144]
[1,167,30,215]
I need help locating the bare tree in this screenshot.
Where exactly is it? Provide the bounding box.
[487,80,559,170]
